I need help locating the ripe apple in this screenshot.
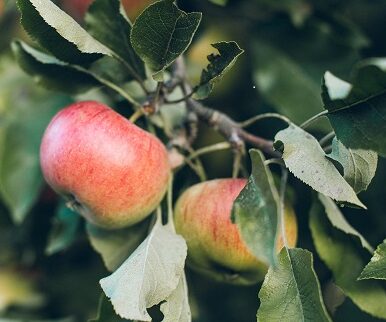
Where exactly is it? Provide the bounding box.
[121,0,155,22]
[40,101,170,229]
[60,0,154,22]
[174,178,297,285]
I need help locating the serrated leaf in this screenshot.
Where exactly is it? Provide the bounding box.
[17,0,111,65]
[131,0,201,79]
[0,58,71,223]
[317,194,373,253]
[160,273,191,322]
[328,138,378,193]
[310,200,386,319]
[359,240,386,281]
[86,219,149,272]
[85,0,146,80]
[231,149,279,266]
[89,294,130,322]
[322,61,386,157]
[100,220,187,321]
[252,41,329,132]
[12,40,99,94]
[193,41,244,99]
[257,247,331,322]
[45,203,81,255]
[274,124,365,208]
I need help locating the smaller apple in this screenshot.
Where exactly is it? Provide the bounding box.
[174,178,298,285]
[40,101,171,229]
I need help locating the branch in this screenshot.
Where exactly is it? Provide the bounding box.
[187,99,280,157]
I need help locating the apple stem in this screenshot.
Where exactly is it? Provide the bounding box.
[279,169,289,248]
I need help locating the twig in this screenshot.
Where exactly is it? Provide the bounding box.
[279,169,289,248]
[319,131,335,147]
[240,113,291,128]
[300,110,328,129]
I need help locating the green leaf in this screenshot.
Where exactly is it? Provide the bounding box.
[17,0,111,65]
[257,247,331,322]
[86,219,149,272]
[252,41,328,132]
[13,40,138,105]
[310,200,386,319]
[100,219,187,321]
[12,40,99,94]
[160,273,191,322]
[45,203,81,256]
[193,41,244,100]
[328,137,378,193]
[322,61,386,157]
[274,124,365,208]
[0,58,71,223]
[359,240,386,281]
[85,0,146,80]
[89,294,130,322]
[131,0,202,79]
[231,149,279,266]
[318,193,373,253]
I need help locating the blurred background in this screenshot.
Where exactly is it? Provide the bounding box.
[0,0,385,321]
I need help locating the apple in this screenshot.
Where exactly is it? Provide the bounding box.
[40,101,170,229]
[174,178,298,285]
[60,0,93,22]
[121,0,155,22]
[60,0,154,22]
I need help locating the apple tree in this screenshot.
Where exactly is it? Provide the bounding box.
[0,0,386,321]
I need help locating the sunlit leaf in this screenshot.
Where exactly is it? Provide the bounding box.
[17,0,111,64]
[274,124,365,208]
[359,240,386,281]
[100,219,187,321]
[328,138,378,193]
[86,218,149,272]
[257,247,331,322]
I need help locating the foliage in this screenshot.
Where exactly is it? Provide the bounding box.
[0,0,386,321]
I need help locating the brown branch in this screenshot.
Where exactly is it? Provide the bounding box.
[187,99,280,157]
[165,57,280,158]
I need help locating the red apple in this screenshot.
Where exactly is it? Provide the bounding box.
[60,0,93,22]
[60,0,154,22]
[40,101,170,229]
[174,178,298,285]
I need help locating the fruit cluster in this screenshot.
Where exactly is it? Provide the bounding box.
[41,101,297,284]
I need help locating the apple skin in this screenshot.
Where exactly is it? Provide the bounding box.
[60,0,154,22]
[40,101,170,229]
[174,178,297,285]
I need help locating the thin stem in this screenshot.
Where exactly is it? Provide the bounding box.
[279,169,289,248]
[183,157,207,181]
[115,55,149,95]
[299,110,328,129]
[185,142,232,162]
[74,66,142,108]
[240,113,291,128]
[232,151,242,178]
[165,91,194,104]
[166,174,175,231]
[264,158,285,167]
[156,206,162,224]
[129,109,144,123]
[319,131,335,147]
